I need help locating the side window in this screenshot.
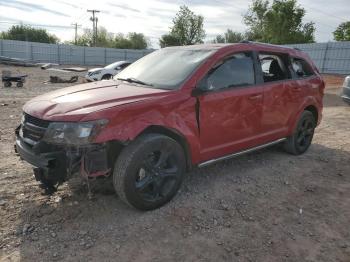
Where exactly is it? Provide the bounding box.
[258,53,290,83]
[291,58,314,78]
[202,52,255,91]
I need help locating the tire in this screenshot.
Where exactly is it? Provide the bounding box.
[4,81,12,87]
[284,111,316,155]
[113,134,186,210]
[101,74,112,80]
[16,82,23,88]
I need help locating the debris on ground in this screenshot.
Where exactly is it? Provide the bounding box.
[61,67,87,72]
[0,56,36,67]
[2,71,27,88]
[40,63,58,70]
[48,75,78,83]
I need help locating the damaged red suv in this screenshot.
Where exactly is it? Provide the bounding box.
[15,42,324,210]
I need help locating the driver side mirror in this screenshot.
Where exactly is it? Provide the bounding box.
[116,66,122,70]
[192,77,209,96]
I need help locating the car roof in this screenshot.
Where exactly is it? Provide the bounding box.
[163,41,304,56]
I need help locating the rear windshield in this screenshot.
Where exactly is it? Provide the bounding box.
[114,48,215,89]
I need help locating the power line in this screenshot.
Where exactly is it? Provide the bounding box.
[87,9,100,47]
[0,21,72,29]
[302,3,349,23]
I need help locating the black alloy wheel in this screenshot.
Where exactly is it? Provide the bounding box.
[113,134,185,210]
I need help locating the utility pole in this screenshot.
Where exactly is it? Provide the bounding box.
[87,9,100,47]
[71,23,81,45]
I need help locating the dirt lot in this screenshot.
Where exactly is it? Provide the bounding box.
[0,65,349,262]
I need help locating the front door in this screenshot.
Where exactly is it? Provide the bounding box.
[197,52,264,162]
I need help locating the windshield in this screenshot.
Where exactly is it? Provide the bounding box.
[114,48,215,89]
[105,61,125,69]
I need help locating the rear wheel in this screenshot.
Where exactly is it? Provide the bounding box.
[16,82,23,88]
[4,81,11,87]
[113,134,185,210]
[284,111,315,155]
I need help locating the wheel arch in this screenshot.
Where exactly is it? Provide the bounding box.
[304,104,318,124]
[138,125,193,171]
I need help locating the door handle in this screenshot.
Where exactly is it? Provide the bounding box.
[249,94,263,100]
[292,86,302,92]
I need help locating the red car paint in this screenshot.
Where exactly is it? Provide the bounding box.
[22,43,324,167]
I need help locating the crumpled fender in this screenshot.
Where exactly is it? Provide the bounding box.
[86,91,202,164]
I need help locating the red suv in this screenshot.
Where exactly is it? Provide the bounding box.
[15,42,324,210]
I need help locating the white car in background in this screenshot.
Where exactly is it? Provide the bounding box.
[85,61,131,81]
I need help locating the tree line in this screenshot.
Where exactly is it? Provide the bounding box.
[1,0,349,49]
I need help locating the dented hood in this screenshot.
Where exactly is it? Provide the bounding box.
[23,80,170,121]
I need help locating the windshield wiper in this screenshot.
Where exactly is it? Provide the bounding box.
[117,77,153,87]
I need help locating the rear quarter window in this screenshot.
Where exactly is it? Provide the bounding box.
[291,58,315,78]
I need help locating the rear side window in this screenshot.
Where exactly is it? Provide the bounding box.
[258,53,290,83]
[291,58,315,78]
[203,52,255,91]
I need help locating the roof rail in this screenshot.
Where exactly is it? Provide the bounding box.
[240,40,251,43]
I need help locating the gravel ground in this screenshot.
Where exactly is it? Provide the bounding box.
[0,65,349,262]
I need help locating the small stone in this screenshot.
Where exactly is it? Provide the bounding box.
[53,252,58,258]
[213,219,218,226]
[224,246,233,253]
[23,224,33,235]
[51,232,57,238]
[52,196,62,203]
[79,230,88,236]
[116,244,121,250]
[0,199,6,206]
[340,244,348,249]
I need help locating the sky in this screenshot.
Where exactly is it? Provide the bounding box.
[0,0,349,48]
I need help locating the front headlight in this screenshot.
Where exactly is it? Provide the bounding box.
[43,119,108,146]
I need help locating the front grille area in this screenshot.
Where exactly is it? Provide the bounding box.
[24,113,50,128]
[22,113,50,144]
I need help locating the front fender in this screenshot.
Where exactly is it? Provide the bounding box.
[92,93,202,164]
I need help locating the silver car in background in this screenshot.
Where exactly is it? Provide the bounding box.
[342,76,350,104]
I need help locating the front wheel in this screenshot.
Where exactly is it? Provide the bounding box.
[101,74,112,80]
[113,134,186,210]
[284,111,316,155]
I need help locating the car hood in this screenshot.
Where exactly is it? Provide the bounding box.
[88,68,104,73]
[23,80,171,121]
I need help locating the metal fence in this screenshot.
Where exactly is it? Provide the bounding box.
[1,39,350,74]
[0,39,153,66]
[286,41,350,74]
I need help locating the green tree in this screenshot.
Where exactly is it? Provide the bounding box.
[0,25,59,43]
[74,27,148,49]
[127,32,148,49]
[243,0,269,42]
[214,29,245,43]
[243,0,315,44]
[159,34,181,48]
[159,5,205,47]
[333,21,350,41]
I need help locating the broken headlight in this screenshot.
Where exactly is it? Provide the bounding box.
[43,119,108,146]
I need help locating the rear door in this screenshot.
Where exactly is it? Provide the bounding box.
[257,52,298,141]
[197,52,265,162]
